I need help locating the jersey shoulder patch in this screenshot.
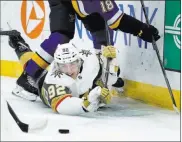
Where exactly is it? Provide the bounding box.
[50,70,63,79]
[79,49,92,57]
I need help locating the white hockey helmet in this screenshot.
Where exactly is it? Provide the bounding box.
[54,43,80,64]
[54,43,82,77]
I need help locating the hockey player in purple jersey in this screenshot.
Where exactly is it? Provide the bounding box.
[8,0,160,100]
[71,0,160,41]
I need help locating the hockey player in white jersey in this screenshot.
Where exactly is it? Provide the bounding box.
[37,43,124,115]
[9,32,124,115]
[39,43,103,114]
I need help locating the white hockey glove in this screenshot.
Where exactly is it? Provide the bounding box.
[82,86,101,112]
[82,86,112,112]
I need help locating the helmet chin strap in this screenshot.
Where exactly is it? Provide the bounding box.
[78,59,84,73]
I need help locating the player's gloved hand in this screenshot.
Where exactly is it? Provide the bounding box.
[137,24,160,42]
[100,87,111,105]
[81,91,89,100]
[102,45,116,58]
[95,79,104,88]
[118,14,160,43]
[8,30,30,50]
[82,86,101,112]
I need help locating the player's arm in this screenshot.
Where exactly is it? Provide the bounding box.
[98,0,160,42]
[100,0,160,42]
[77,49,101,95]
[75,0,160,43]
[41,82,108,115]
[115,13,160,43]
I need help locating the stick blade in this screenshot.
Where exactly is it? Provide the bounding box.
[6,102,29,133]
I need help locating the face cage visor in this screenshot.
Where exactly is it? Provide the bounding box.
[54,59,81,76]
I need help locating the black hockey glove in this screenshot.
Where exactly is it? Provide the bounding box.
[8,30,31,58]
[8,30,30,50]
[137,24,160,42]
[118,14,160,43]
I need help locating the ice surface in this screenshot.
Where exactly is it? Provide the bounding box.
[1,76,180,141]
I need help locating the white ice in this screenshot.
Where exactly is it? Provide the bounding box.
[1,76,180,141]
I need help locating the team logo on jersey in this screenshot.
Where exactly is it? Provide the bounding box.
[79,50,92,57]
[21,0,45,39]
[51,70,63,78]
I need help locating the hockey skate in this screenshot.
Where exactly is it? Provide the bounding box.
[8,30,38,101]
[111,77,124,96]
[12,71,39,101]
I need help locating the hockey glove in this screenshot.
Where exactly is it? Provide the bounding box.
[82,86,101,112]
[100,87,111,105]
[118,14,160,43]
[102,45,116,58]
[8,30,31,58]
[137,24,160,42]
[95,79,104,88]
[9,30,30,50]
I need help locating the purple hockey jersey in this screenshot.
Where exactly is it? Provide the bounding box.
[71,0,123,29]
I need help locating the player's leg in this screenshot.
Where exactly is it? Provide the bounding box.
[81,13,114,53]
[25,0,76,79]
[8,32,40,101]
[10,1,76,101]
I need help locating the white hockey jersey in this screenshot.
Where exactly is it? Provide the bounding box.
[39,44,120,115]
[41,47,100,106]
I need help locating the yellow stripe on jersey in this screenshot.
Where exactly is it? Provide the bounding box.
[71,0,86,18]
[32,53,49,70]
[109,16,122,29]
[19,52,34,67]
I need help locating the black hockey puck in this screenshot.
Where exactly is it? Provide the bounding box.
[58,129,69,134]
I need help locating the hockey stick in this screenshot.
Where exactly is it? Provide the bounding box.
[6,101,48,133]
[140,0,179,113]
[0,30,20,36]
[104,22,112,87]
